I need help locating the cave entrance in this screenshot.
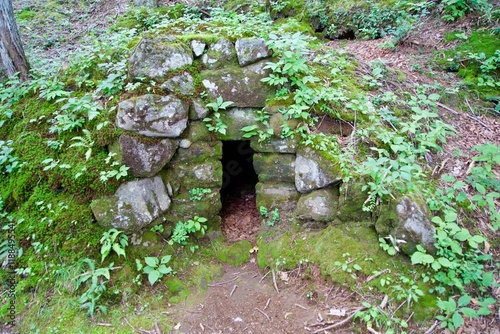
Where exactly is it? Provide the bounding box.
[220,140,260,242]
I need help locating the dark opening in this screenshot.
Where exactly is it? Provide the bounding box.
[336,29,356,40]
[220,141,258,200]
[220,141,260,242]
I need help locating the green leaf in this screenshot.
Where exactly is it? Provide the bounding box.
[457,294,471,307]
[437,257,453,268]
[460,307,478,318]
[148,270,160,285]
[475,183,486,195]
[160,255,171,264]
[452,311,464,329]
[158,264,173,275]
[411,251,434,265]
[112,243,126,258]
[428,93,440,101]
[144,257,158,267]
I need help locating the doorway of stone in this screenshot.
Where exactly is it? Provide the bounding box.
[219,140,260,242]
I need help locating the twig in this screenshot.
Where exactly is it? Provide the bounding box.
[365,269,389,283]
[208,276,238,287]
[271,269,280,294]
[96,323,113,327]
[424,320,439,334]
[124,318,138,333]
[436,102,459,114]
[465,98,494,132]
[230,285,238,297]
[311,307,366,334]
[255,307,271,321]
[259,270,271,283]
[154,322,161,334]
[199,323,205,332]
[295,303,308,310]
[264,298,271,310]
[367,327,381,334]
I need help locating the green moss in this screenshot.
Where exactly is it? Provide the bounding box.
[216,240,252,266]
[16,9,37,21]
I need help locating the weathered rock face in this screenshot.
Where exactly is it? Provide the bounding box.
[165,190,221,223]
[133,0,158,7]
[294,188,338,222]
[202,39,237,69]
[117,94,189,137]
[191,40,206,58]
[253,153,295,183]
[217,108,267,140]
[337,181,372,222]
[161,72,195,95]
[201,61,272,108]
[375,196,436,255]
[251,137,298,153]
[189,98,209,120]
[256,182,300,211]
[235,38,271,66]
[295,147,342,193]
[90,177,170,232]
[118,134,178,177]
[128,37,193,81]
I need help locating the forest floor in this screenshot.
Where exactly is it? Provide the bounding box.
[8,0,500,333]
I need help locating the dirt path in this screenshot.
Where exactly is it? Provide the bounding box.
[168,262,356,334]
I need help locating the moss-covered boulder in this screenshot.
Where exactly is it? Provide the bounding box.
[160,72,195,95]
[250,137,298,153]
[235,38,271,66]
[294,187,339,222]
[128,36,193,81]
[180,121,211,142]
[256,182,300,211]
[202,38,237,69]
[215,108,268,140]
[116,134,178,177]
[165,158,223,190]
[90,177,171,232]
[117,94,189,137]
[165,190,221,223]
[201,61,272,108]
[295,147,342,193]
[253,153,295,183]
[375,195,436,255]
[338,180,372,222]
[216,240,252,266]
[170,141,222,164]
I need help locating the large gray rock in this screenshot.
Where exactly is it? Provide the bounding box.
[256,182,300,212]
[253,153,295,183]
[294,188,339,222]
[295,147,342,193]
[117,134,178,177]
[337,180,372,222]
[202,38,237,69]
[161,72,195,95]
[201,60,272,108]
[117,94,189,137]
[90,177,170,232]
[128,36,193,81]
[375,196,436,255]
[133,0,158,7]
[235,38,271,66]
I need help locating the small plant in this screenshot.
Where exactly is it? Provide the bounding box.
[0,140,23,174]
[99,152,129,182]
[75,259,114,317]
[135,255,174,286]
[259,206,280,226]
[169,216,208,248]
[100,228,128,263]
[150,224,164,234]
[188,188,212,201]
[69,129,95,161]
[203,96,233,135]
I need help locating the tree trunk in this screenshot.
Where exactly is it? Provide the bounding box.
[0,0,29,82]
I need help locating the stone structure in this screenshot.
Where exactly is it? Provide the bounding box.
[90,34,435,253]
